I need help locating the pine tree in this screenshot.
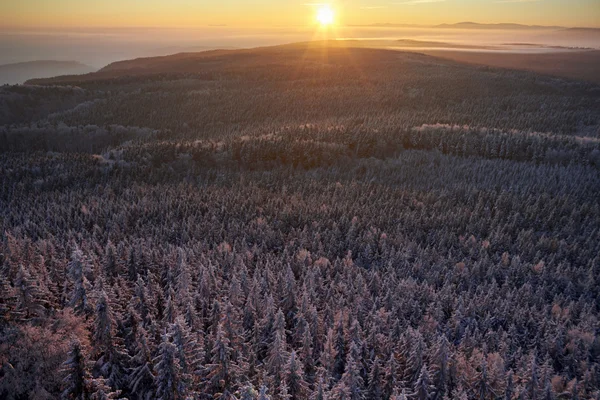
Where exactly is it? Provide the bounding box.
[221,300,243,361]
[133,276,151,327]
[543,379,555,400]
[93,290,115,349]
[319,327,336,387]
[348,319,366,384]
[126,247,138,282]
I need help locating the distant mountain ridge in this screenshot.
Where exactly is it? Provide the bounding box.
[353,22,600,30]
[434,22,565,30]
[0,60,95,85]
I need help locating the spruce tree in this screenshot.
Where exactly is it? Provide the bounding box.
[330,345,364,400]
[154,332,184,400]
[366,356,384,400]
[413,364,433,400]
[285,350,309,400]
[92,290,129,393]
[128,327,155,400]
[205,322,238,396]
[62,341,92,400]
[68,248,92,316]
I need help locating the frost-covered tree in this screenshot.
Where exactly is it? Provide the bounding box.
[237,382,258,400]
[266,309,290,390]
[367,356,384,400]
[89,376,122,400]
[62,341,92,400]
[68,248,92,316]
[128,327,155,400]
[257,385,272,400]
[330,345,364,400]
[205,322,238,396]
[413,364,433,400]
[92,290,128,392]
[389,388,409,400]
[431,335,450,400]
[285,350,309,400]
[103,242,118,282]
[154,333,184,400]
[14,264,46,320]
[170,316,203,393]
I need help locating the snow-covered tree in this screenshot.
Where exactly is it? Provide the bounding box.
[62,341,92,400]
[413,364,433,400]
[68,248,92,316]
[285,350,309,400]
[128,327,155,400]
[154,332,185,400]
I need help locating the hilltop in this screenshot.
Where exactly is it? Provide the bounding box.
[26,41,600,86]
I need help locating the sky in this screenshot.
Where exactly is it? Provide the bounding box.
[1,0,600,29]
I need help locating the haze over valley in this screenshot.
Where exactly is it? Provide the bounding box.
[2,22,599,84]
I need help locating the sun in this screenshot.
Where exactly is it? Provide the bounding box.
[316,5,335,26]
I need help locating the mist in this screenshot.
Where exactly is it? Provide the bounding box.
[2,25,599,69]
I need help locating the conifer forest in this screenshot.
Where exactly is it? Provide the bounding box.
[1,44,600,399]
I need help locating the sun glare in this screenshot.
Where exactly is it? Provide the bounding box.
[316,5,335,26]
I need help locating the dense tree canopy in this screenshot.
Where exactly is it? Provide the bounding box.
[1,44,599,399]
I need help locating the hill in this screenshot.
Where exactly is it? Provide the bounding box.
[27,41,600,86]
[0,60,95,85]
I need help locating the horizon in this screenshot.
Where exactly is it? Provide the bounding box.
[2,20,600,32]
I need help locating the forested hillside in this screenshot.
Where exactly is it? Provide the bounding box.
[1,43,599,399]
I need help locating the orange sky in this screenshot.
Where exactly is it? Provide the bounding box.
[1,0,599,28]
